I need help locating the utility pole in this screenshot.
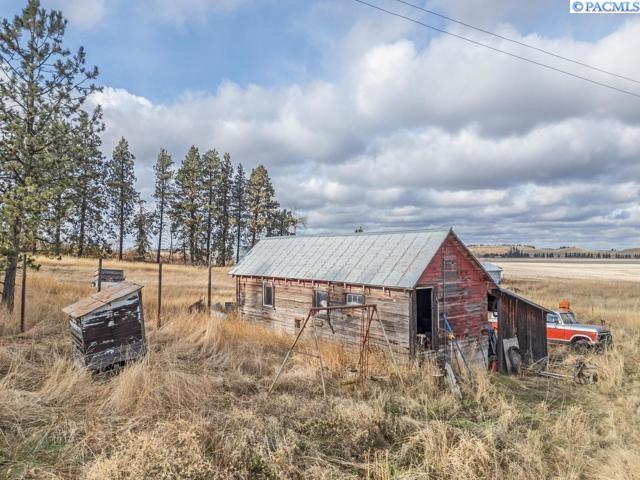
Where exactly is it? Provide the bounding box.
[97,257,103,292]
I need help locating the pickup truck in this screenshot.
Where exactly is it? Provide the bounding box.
[489,301,613,351]
[545,308,612,350]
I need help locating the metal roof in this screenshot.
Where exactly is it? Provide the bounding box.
[229,228,452,288]
[62,281,143,318]
[481,261,502,273]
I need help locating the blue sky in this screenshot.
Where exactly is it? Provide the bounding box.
[1,1,639,248]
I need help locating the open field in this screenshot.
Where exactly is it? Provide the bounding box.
[0,257,639,479]
[494,259,640,284]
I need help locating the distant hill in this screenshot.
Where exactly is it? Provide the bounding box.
[469,244,640,259]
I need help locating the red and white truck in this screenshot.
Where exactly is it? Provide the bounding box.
[490,300,612,351]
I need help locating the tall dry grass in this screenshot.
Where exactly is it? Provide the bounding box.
[0,258,638,479]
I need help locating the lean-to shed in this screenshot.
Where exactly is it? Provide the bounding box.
[230,228,500,358]
[63,281,146,370]
[495,288,549,372]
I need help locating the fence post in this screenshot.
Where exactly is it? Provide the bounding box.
[20,254,26,333]
[97,257,103,292]
[157,260,163,329]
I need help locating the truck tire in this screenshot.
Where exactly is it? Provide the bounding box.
[507,346,522,374]
[572,339,590,354]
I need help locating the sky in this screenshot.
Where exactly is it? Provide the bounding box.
[2,0,640,248]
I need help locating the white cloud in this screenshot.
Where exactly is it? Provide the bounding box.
[87,13,640,247]
[46,0,107,29]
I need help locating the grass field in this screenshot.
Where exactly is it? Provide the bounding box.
[0,257,639,479]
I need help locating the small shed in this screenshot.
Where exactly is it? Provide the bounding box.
[481,262,503,284]
[496,288,549,373]
[93,268,125,289]
[63,281,146,370]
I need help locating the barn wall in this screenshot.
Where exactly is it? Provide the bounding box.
[416,233,493,342]
[497,291,548,373]
[237,277,411,354]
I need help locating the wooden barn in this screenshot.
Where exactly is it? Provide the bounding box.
[62,281,146,370]
[231,228,505,359]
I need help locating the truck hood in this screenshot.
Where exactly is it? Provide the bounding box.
[559,323,610,334]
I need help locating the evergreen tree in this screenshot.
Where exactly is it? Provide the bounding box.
[132,200,153,261]
[214,152,234,266]
[199,149,219,264]
[153,148,174,263]
[0,0,99,311]
[231,163,247,263]
[69,108,111,257]
[106,138,139,261]
[173,146,204,264]
[246,165,277,247]
[267,208,304,237]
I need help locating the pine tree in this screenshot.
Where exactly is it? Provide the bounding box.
[173,146,204,264]
[214,152,234,266]
[106,138,139,261]
[231,163,247,263]
[246,165,277,247]
[153,148,174,263]
[69,108,112,257]
[199,149,219,264]
[267,208,304,237]
[132,200,153,261]
[0,0,99,311]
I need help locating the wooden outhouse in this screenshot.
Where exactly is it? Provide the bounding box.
[63,281,146,370]
[230,228,502,358]
[93,268,125,289]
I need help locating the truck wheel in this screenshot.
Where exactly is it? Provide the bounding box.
[572,339,590,354]
[507,347,522,374]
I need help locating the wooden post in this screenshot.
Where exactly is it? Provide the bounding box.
[207,255,212,311]
[19,254,27,333]
[157,260,163,329]
[97,257,103,292]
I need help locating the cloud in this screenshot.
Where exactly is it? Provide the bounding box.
[46,0,107,29]
[148,0,253,25]
[87,11,640,248]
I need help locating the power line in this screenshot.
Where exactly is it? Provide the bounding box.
[352,0,640,100]
[394,0,640,86]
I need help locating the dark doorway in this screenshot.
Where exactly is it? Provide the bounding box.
[416,288,433,335]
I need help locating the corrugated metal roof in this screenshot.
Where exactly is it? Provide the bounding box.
[229,228,451,288]
[62,281,143,318]
[481,261,502,272]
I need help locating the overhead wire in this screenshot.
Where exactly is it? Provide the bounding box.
[352,0,640,100]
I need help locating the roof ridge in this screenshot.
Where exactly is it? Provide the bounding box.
[261,227,452,240]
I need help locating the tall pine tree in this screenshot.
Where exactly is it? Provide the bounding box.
[132,200,153,261]
[231,163,247,263]
[173,146,204,264]
[246,165,277,247]
[153,148,174,263]
[199,149,219,264]
[106,138,139,261]
[0,0,99,311]
[214,152,234,266]
[69,108,111,257]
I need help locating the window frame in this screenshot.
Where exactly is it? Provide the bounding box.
[313,289,329,310]
[262,281,274,308]
[345,293,364,305]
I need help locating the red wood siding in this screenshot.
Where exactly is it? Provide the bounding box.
[416,233,494,341]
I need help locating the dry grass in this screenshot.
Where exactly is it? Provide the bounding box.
[0,257,639,479]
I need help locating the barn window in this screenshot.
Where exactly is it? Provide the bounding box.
[346,293,364,305]
[263,282,274,308]
[314,290,328,309]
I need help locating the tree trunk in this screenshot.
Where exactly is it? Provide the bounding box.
[156,195,164,264]
[1,222,21,313]
[236,213,241,263]
[78,195,87,257]
[118,202,124,261]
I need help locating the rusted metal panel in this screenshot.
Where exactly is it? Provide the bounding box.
[497,288,549,373]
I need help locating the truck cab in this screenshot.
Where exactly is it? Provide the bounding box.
[546,301,612,350]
